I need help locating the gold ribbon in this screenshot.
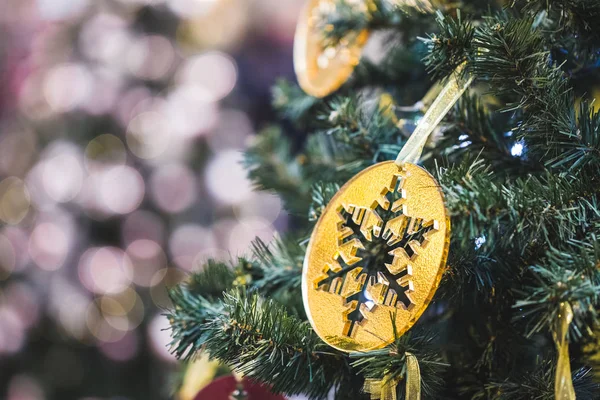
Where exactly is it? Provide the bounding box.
[395,63,473,166]
[405,352,421,399]
[364,352,421,400]
[553,302,576,400]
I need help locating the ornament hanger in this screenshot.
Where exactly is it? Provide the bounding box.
[395,63,472,165]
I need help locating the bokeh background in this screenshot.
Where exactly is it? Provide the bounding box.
[0,1,305,398]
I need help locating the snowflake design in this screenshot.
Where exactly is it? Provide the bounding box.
[314,173,439,337]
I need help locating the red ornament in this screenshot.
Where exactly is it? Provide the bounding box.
[194,376,286,400]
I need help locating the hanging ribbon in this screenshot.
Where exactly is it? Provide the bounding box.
[405,352,421,399]
[553,302,576,400]
[363,352,421,400]
[395,63,473,166]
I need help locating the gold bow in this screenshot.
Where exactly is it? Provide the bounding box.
[364,352,421,400]
[553,302,576,400]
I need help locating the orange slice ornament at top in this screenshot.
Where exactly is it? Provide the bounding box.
[294,0,370,98]
[302,161,450,352]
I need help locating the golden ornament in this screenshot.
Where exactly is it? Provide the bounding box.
[302,161,450,352]
[294,0,370,98]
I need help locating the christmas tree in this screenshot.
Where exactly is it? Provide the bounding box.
[168,1,600,399]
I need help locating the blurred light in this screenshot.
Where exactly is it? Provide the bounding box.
[19,71,55,120]
[99,165,145,214]
[43,64,93,113]
[177,0,249,51]
[84,134,127,171]
[147,314,176,363]
[2,227,30,272]
[475,235,486,249]
[227,217,276,256]
[115,86,152,127]
[150,268,186,308]
[176,51,237,102]
[79,14,129,66]
[165,86,218,139]
[0,177,30,225]
[29,222,70,271]
[169,224,217,271]
[99,331,139,362]
[41,142,84,203]
[205,150,253,205]
[122,210,165,246]
[168,0,219,17]
[208,109,254,151]
[150,164,197,213]
[191,248,230,271]
[78,247,133,295]
[84,67,123,115]
[50,279,90,341]
[118,0,163,6]
[4,282,40,329]
[126,239,166,287]
[127,35,175,81]
[103,287,139,315]
[7,375,44,400]
[0,234,16,280]
[37,0,90,21]
[0,127,37,176]
[86,302,127,343]
[102,289,144,331]
[234,192,283,225]
[0,306,25,355]
[511,141,525,157]
[126,111,171,159]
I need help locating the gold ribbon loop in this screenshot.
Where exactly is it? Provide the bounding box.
[364,375,399,400]
[405,352,421,400]
[554,302,576,400]
[363,352,421,400]
[395,63,473,166]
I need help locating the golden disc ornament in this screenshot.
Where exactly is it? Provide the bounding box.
[294,0,370,98]
[302,161,449,352]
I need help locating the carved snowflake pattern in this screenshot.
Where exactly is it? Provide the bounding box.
[314,173,439,337]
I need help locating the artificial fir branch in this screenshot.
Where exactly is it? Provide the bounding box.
[272,79,320,124]
[244,127,313,215]
[185,259,236,299]
[170,288,363,399]
[351,331,448,399]
[421,11,475,81]
[515,0,600,42]
[171,3,600,397]
[473,363,599,400]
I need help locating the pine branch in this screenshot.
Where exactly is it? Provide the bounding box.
[315,94,404,171]
[186,259,236,299]
[272,79,320,124]
[515,0,600,42]
[309,181,340,222]
[421,10,475,81]
[476,363,599,400]
[322,0,430,46]
[244,127,313,215]
[432,92,530,173]
[170,288,361,399]
[514,238,600,338]
[583,323,600,381]
[473,15,600,173]
[423,12,600,173]
[351,330,448,399]
[250,237,306,315]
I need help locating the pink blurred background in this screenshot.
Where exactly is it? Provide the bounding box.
[0,1,305,398]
